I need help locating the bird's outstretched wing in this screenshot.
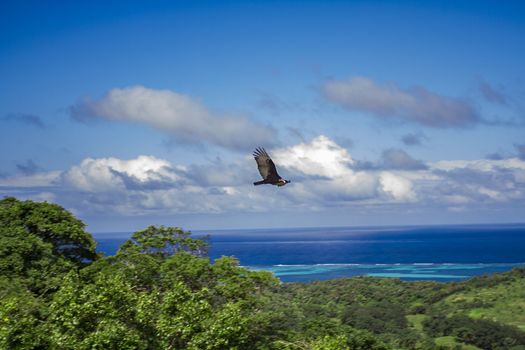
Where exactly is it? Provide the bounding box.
[253,147,280,181]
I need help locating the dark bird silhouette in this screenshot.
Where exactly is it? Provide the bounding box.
[253,147,290,187]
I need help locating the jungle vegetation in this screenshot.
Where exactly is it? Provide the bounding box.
[1,197,524,349]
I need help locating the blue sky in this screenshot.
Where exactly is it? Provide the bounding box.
[1,0,525,232]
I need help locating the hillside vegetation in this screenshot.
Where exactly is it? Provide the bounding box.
[1,197,524,349]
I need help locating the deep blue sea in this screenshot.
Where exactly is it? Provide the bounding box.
[93,224,525,283]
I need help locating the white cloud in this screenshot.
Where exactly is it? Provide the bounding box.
[379,172,417,202]
[322,77,479,128]
[428,158,525,203]
[70,86,277,150]
[272,135,354,178]
[272,136,389,202]
[3,137,525,220]
[62,155,178,192]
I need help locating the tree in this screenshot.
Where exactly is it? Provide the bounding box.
[44,224,279,349]
[118,225,208,258]
[0,197,97,264]
[0,197,98,294]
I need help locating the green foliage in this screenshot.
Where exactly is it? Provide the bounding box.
[433,268,525,331]
[268,268,525,349]
[0,197,98,294]
[48,272,149,349]
[156,282,250,349]
[311,335,351,350]
[424,314,525,349]
[45,224,278,349]
[0,197,97,264]
[433,335,481,350]
[2,197,525,349]
[118,225,208,258]
[0,281,49,349]
[273,330,389,350]
[342,300,407,334]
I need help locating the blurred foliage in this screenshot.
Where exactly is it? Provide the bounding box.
[1,197,525,349]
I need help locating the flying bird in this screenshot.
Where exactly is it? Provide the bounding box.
[253,147,290,187]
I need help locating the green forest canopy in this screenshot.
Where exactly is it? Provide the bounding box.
[1,197,524,349]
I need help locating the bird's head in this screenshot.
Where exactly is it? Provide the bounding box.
[277,179,291,187]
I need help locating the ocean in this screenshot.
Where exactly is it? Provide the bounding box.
[93,224,525,283]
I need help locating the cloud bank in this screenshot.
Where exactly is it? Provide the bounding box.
[2,136,525,220]
[322,77,479,128]
[70,86,277,150]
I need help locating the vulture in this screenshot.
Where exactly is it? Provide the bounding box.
[253,147,290,187]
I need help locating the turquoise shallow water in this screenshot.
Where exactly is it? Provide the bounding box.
[246,263,525,282]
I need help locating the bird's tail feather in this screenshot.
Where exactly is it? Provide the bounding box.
[253,180,266,186]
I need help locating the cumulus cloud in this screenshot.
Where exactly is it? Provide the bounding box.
[272,136,408,203]
[322,77,479,128]
[3,137,525,219]
[428,158,525,204]
[30,155,269,215]
[62,155,179,192]
[272,138,525,207]
[379,172,417,202]
[271,135,354,177]
[70,86,277,150]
